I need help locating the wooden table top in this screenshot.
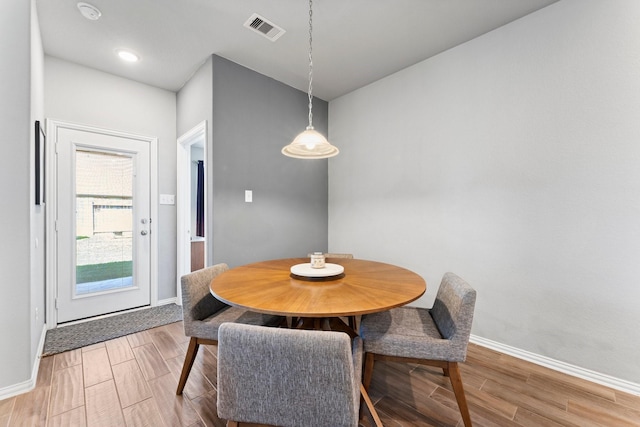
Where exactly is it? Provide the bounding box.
[210,258,426,318]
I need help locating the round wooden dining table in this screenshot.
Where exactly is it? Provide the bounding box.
[210,258,426,332]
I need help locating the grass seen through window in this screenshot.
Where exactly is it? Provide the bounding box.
[76,260,132,284]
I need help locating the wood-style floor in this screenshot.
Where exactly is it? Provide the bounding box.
[1,321,639,426]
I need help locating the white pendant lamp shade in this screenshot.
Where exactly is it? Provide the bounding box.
[282,0,339,159]
[282,126,339,159]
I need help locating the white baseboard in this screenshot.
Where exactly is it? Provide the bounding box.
[470,335,640,397]
[157,297,177,306]
[0,323,47,401]
[0,376,34,402]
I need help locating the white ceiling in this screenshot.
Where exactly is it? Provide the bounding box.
[36,0,559,101]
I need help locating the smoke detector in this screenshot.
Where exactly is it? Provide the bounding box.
[77,2,102,21]
[244,13,285,42]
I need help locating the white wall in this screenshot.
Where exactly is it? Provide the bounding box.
[45,57,178,300]
[29,0,46,374]
[329,0,640,385]
[177,57,212,138]
[177,57,213,264]
[0,0,41,393]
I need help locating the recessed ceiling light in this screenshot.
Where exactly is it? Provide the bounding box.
[77,2,101,21]
[116,49,140,63]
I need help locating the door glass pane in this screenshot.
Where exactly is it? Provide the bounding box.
[75,149,134,296]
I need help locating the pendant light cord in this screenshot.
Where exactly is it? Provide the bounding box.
[307,0,314,129]
[281,0,339,158]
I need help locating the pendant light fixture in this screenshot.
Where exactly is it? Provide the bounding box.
[282,0,339,159]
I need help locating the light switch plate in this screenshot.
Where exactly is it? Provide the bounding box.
[160,194,175,205]
[245,190,253,203]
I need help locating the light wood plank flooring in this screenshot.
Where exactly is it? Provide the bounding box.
[1,321,639,426]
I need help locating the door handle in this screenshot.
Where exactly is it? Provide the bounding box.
[140,230,148,236]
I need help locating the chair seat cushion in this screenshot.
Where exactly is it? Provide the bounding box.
[360,307,466,361]
[187,306,283,341]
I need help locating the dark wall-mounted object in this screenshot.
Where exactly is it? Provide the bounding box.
[35,120,46,205]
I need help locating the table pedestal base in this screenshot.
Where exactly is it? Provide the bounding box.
[293,316,358,337]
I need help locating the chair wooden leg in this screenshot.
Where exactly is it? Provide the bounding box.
[348,315,357,330]
[447,362,472,427]
[362,352,375,390]
[226,421,239,427]
[176,337,199,395]
[360,384,383,427]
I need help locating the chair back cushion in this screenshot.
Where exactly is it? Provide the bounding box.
[430,272,477,353]
[181,263,229,336]
[324,253,354,259]
[217,323,361,427]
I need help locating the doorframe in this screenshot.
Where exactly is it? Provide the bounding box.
[176,120,208,305]
[45,119,159,328]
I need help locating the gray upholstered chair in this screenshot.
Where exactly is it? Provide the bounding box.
[176,264,284,395]
[217,323,382,427]
[360,272,477,427]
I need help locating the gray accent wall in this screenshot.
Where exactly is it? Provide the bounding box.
[177,55,329,268]
[210,55,328,267]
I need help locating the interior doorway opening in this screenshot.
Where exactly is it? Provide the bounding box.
[176,121,208,305]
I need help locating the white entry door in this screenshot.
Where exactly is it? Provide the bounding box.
[56,126,152,323]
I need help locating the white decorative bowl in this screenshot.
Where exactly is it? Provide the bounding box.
[290,263,344,278]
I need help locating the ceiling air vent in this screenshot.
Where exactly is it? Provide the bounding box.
[244,13,286,42]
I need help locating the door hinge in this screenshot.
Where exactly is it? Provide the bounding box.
[54,220,59,232]
[55,298,58,310]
